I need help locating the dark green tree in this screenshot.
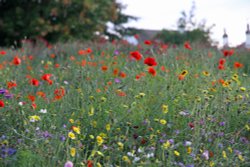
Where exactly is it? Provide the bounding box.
[0,0,136,46]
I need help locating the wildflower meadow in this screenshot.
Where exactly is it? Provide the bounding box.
[0,40,250,167]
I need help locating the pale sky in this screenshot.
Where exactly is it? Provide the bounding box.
[118,0,250,47]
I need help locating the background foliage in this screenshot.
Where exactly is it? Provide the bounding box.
[0,0,136,46]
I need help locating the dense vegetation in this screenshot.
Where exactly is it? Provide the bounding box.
[0,40,249,166]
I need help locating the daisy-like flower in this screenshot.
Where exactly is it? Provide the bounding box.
[39,109,47,113]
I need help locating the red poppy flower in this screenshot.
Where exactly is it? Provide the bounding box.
[119,72,127,78]
[87,160,93,167]
[7,81,17,89]
[41,74,53,85]
[144,40,152,45]
[148,67,157,76]
[218,64,225,70]
[234,62,243,68]
[219,58,226,65]
[42,74,52,81]
[37,91,46,98]
[54,87,65,100]
[13,56,21,65]
[28,95,36,102]
[130,51,142,61]
[0,100,4,108]
[78,50,85,55]
[113,68,119,76]
[223,49,234,57]
[184,41,192,50]
[86,48,92,54]
[54,64,60,68]
[144,57,157,66]
[135,75,141,80]
[0,50,6,55]
[31,103,37,109]
[101,66,108,71]
[30,78,39,86]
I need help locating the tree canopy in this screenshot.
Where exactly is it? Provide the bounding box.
[0,0,136,46]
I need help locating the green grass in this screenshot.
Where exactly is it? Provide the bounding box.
[0,41,250,167]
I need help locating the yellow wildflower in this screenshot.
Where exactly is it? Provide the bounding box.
[180,70,188,76]
[117,142,124,150]
[240,87,246,91]
[187,147,192,154]
[162,104,168,114]
[245,124,250,131]
[70,147,76,157]
[174,150,180,156]
[122,156,130,163]
[68,132,76,139]
[88,106,94,116]
[29,115,41,122]
[96,136,104,146]
[222,151,227,159]
[106,124,111,131]
[72,126,80,134]
[238,154,244,161]
[139,92,146,97]
[69,119,74,123]
[163,141,171,149]
[228,147,233,153]
[202,71,210,76]
[160,119,167,125]
[209,161,215,167]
